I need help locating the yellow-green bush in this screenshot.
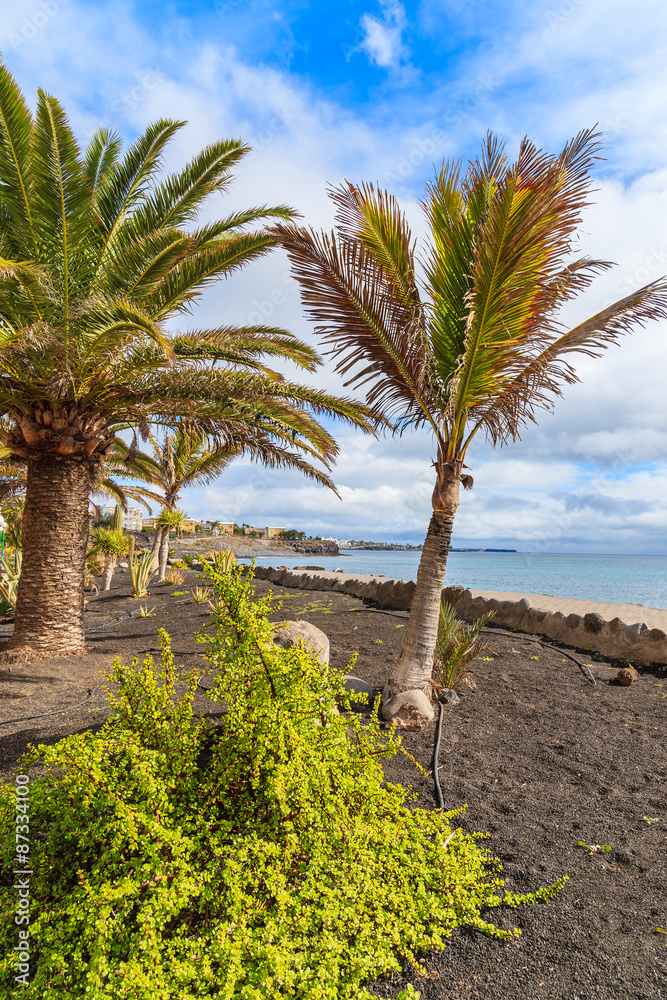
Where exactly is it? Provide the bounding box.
[0,566,565,999]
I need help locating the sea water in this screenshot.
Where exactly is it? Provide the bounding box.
[238,550,667,609]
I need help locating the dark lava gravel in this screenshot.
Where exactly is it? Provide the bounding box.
[1,572,666,999]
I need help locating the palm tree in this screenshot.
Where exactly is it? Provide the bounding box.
[0,63,379,659]
[88,524,129,591]
[272,131,667,711]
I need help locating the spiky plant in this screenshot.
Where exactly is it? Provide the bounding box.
[164,568,185,586]
[273,130,667,706]
[0,549,21,614]
[0,63,380,659]
[432,603,495,692]
[129,547,157,599]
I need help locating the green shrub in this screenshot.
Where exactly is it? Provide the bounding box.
[0,566,565,999]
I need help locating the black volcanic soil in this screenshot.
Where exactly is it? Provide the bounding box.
[1,572,666,999]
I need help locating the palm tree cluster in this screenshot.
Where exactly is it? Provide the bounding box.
[1,55,665,702]
[0,62,378,657]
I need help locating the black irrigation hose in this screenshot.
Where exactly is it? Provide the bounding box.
[0,689,94,727]
[431,701,445,810]
[345,608,597,686]
[480,627,597,686]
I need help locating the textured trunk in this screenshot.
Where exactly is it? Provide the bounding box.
[102,555,115,591]
[383,472,460,703]
[149,527,163,571]
[4,457,90,658]
[157,527,170,583]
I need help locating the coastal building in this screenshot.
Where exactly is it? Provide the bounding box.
[98,505,143,532]
[142,516,202,535]
[243,525,286,539]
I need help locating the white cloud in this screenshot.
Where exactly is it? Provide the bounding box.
[359,1,408,68]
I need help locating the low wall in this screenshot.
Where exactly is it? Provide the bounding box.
[250,566,667,666]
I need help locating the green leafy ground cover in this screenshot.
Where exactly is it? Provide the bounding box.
[0,566,564,998]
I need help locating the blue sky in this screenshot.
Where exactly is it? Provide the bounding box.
[2,0,667,551]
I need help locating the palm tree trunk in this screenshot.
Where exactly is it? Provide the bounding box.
[102,555,115,591]
[383,472,460,704]
[157,527,170,583]
[3,457,90,658]
[149,527,162,571]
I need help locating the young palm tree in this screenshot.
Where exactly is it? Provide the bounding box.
[273,131,667,711]
[88,524,129,591]
[0,63,378,659]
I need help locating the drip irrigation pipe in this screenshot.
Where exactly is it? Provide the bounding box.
[431,702,445,810]
[0,689,94,727]
[480,628,597,686]
[346,609,597,686]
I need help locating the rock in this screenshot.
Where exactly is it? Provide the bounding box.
[516,597,532,611]
[342,675,374,710]
[382,688,435,726]
[623,623,647,645]
[649,628,667,642]
[333,568,344,573]
[617,667,638,686]
[293,565,325,571]
[439,687,461,704]
[529,607,550,622]
[566,613,582,630]
[118,561,129,569]
[272,620,330,665]
[583,612,605,634]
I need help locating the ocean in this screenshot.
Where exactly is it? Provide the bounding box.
[238,550,667,609]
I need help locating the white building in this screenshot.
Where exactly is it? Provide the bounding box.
[99,505,144,532]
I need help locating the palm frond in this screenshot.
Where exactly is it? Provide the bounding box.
[31,89,94,318]
[119,139,249,236]
[0,63,35,253]
[272,220,436,433]
[83,128,122,199]
[94,118,184,256]
[170,326,321,372]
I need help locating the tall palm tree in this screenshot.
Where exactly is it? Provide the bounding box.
[0,63,378,659]
[273,131,667,711]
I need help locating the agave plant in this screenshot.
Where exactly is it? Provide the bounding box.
[432,603,495,692]
[212,549,236,572]
[0,549,22,615]
[129,547,157,599]
[163,568,186,586]
[190,586,212,603]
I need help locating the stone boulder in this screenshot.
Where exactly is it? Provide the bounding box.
[341,674,374,711]
[272,620,330,665]
[382,688,435,729]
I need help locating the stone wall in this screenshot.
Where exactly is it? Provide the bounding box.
[249,565,667,666]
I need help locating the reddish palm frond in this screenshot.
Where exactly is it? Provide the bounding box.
[271,221,437,432]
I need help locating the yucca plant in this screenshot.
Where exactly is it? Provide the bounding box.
[273,130,667,706]
[0,62,380,660]
[129,547,157,599]
[432,603,495,692]
[136,604,156,618]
